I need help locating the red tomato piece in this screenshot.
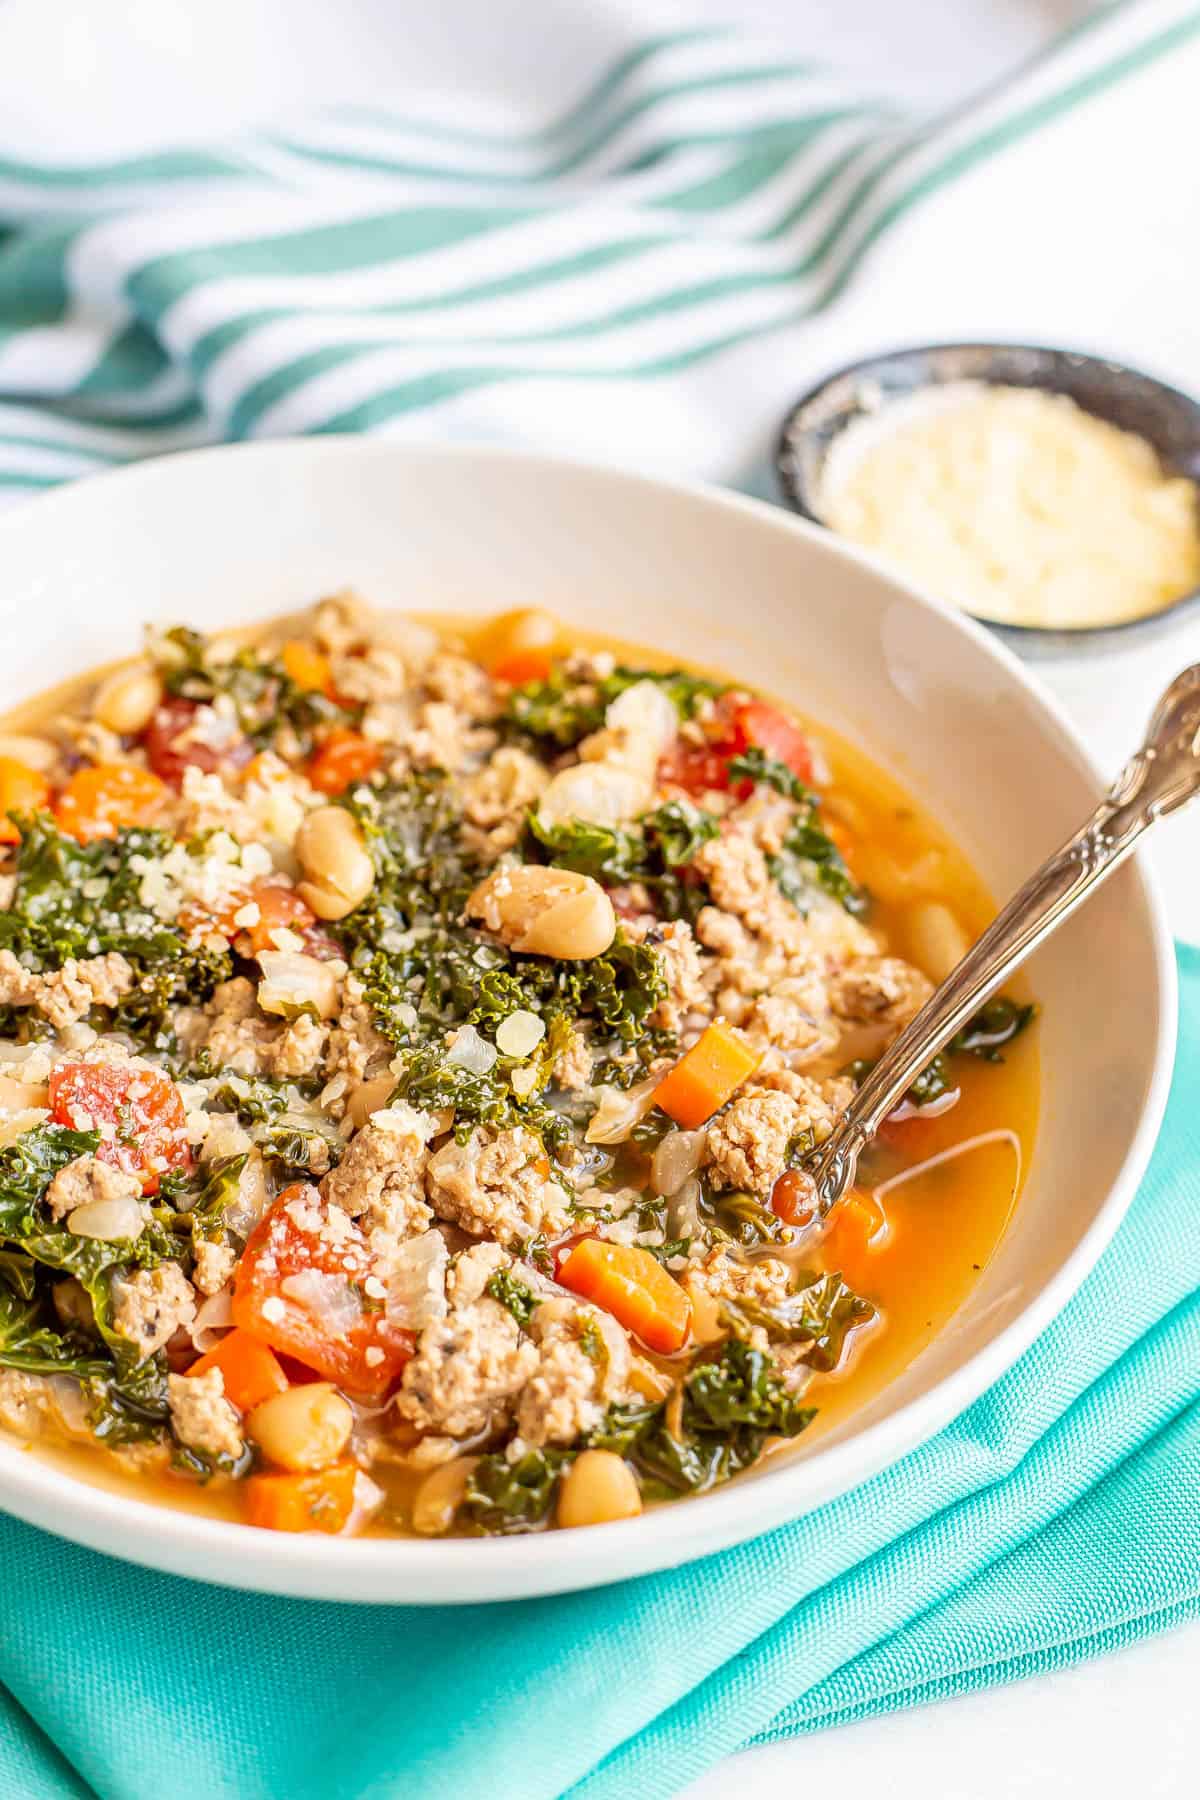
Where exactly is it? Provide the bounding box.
[48,1062,192,1197]
[732,701,814,786]
[143,696,251,789]
[770,1168,817,1228]
[307,729,381,796]
[232,1187,414,1398]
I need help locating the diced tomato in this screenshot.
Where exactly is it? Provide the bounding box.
[232,1187,414,1398]
[48,1061,192,1196]
[771,1168,817,1228]
[657,693,814,799]
[732,700,814,786]
[143,696,251,789]
[179,880,339,960]
[307,728,381,795]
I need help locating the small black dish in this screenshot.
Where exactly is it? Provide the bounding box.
[776,342,1200,659]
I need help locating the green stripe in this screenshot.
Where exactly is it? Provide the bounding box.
[316,30,724,152]
[0,148,253,190]
[270,65,840,185]
[185,238,666,379]
[125,206,530,316]
[0,224,76,336]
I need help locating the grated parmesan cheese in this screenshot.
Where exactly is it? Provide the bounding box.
[822,382,1200,628]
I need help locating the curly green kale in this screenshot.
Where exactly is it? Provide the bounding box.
[504,663,725,748]
[0,816,231,1052]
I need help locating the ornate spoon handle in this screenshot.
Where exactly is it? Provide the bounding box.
[808,664,1200,1209]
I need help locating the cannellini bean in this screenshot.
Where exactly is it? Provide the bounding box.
[486,607,559,662]
[256,950,340,1019]
[905,900,971,984]
[295,805,376,920]
[91,663,164,736]
[467,865,616,960]
[557,1450,642,1528]
[850,844,948,905]
[0,733,57,772]
[536,761,651,830]
[247,1383,353,1471]
[67,1195,146,1241]
[411,1454,480,1535]
[604,678,678,750]
[346,1073,396,1131]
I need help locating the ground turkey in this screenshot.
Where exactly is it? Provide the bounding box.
[111,1262,196,1359]
[705,1091,808,1196]
[43,1155,142,1224]
[829,956,932,1029]
[0,949,134,1031]
[512,1299,631,1452]
[320,1106,435,1261]
[394,1248,537,1438]
[167,1367,244,1462]
[182,976,329,1080]
[425,1126,572,1247]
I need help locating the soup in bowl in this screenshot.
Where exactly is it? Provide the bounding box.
[0,442,1171,1601]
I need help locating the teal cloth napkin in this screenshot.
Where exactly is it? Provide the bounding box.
[0,942,1195,1800]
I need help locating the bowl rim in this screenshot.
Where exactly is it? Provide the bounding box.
[774,337,1200,649]
[0,435,1178,1604]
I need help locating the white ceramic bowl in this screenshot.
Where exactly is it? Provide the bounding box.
[0,440,1176,1604]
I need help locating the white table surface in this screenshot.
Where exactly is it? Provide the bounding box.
[1,1,1197,1794]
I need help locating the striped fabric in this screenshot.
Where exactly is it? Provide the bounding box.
[0,0,1195,501]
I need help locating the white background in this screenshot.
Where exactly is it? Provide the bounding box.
[0,0,1197,1794]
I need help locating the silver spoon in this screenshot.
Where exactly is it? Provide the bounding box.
[806,664,1200,1211]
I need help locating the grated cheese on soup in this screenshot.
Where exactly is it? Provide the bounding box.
[822,382,1200,628]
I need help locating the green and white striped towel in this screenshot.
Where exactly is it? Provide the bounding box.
[0,0,1196,502]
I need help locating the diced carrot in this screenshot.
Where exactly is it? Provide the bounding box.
[653,1022,761,1130]
[243,1460,358,1534]
[188,1328,288,1414]
[48,1061,191,1195]
[826,1187,888,1257]
[53,762,169,841]
[824,816,855,860]
[307,728,381,795]
[281,639,335,695]
[0,756,50,844]
[492,649,553,685]
[557,1237,692,1355]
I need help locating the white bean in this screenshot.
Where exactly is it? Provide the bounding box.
[411,1455,480,1535]
[906,900,971,983]
[247,1383,353,1471]
[557,1450,642,1528]
[92,663,164,736]
[295,805,375,920]
[467,865,615,960]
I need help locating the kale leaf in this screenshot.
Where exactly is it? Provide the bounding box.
[845,993,1036,1110]
[727,746,812,803]
[721,1271,876,1373]
[589,1337,816,1497]
[460,1446,570,1533]
[486,1267,538,1328]
[505,663,725,748]
[0,815,231,1052]
[526,800,716,921]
